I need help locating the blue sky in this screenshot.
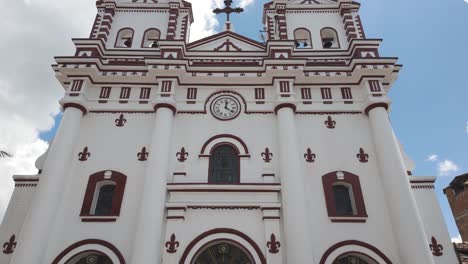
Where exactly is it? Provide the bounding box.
[37,0,468,240]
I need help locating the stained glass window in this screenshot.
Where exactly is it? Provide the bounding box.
[334,254,375,264]
[209,145,239,184]
[194,243,252,264]
[333,184,354,216]
[94,184,116,216]
[67,253,112,264]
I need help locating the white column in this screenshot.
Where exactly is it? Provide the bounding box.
[276,105,315,263]
[368,105,435,264]
[11,106,84,264]
[131,106,174,264]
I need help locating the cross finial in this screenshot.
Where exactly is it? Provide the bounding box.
[213,0,244,22]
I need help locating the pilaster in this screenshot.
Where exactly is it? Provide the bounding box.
[367,101,435,264]
[11,105,85,264]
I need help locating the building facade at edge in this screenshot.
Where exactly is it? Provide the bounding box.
[0,0,458,263]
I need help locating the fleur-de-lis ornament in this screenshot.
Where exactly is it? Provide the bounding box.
[176,147,189,162]
[78,147,91,161]
[304,148,316,163]
[266,234,280,254]
[137,147,149,161]
[356,148,369,163]
[115,114,127,127]
[324,116,336,129]
[261,148,273,163]
[3,235,17,254]
[165,234,180,253]
[429,236,443,256]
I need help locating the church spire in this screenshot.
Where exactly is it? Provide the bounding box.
[213,0,244,31]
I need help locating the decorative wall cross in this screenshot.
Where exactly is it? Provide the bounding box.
[213,0,244,22]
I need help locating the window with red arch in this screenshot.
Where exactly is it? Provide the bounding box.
[80,170,127,222]
[322,171,367,222]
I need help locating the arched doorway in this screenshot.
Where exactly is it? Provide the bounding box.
[333,253,378,264]
[65,251,112,264]
[192,241,254,264]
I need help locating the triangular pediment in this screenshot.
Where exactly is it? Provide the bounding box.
[187,31,266,52]
[287,0,338,5]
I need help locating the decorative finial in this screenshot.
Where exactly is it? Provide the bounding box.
[213,0,244,30]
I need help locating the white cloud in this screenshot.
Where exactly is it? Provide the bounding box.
[465,0,468,4]
[0,0,256,223]
[452,234,462,243]
[438,159,460,177]
[426,154,439,162]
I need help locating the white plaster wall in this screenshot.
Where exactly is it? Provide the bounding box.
[41,112,154,263]
[412,182,459,263]
[0,183,37,264]
[296,113,402,263]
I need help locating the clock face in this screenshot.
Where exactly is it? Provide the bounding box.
[211,95,241,120]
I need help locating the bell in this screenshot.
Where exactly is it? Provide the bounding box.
[303,42,308,47]
[295,41,300,48]
[124,38,132,47]
[150,41,159,48]
[323,41,333,49]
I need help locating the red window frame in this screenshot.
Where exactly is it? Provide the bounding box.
[80,170,127,222]
[322,171,367,222]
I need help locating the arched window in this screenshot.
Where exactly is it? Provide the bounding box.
[294,28,312,49]
[332,184,355,216]
[115,28,134,48]
[80,170,127,221]
[65,252,112,264]
[334,253,378,264]
[321,27,340,49]
[142,28,161,48]
[193,242,254,264]
[209,144,240,184]
[322,171,367,221]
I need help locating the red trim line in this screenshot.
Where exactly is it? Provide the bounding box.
[81,218,117,223]
[154,103,177,115]
[52,239,125,264]
[179,228,266,264]
[200,134,249,155]
[274,103,296,114]
[320,240,392,264]
[63,103,87,115]
[364,102,388,115]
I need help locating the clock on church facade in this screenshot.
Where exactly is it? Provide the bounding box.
[0,0,457,263]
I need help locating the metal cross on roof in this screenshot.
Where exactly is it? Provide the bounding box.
[213,0,244,22]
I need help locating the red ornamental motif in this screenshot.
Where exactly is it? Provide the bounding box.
[261,148,273,163]
[137,147,149,161]
[429,236,443,256]
[356,148,369,163]
[3,235,17,254]
[115,114,127,127]
[266,234,280,254]
[165,234,180,253]
[304,148,316,163]
[176,147,189,162]
[78,147,91,161]
[324,116,336,129]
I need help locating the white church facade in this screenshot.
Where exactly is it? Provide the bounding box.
[0,0,458,263]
